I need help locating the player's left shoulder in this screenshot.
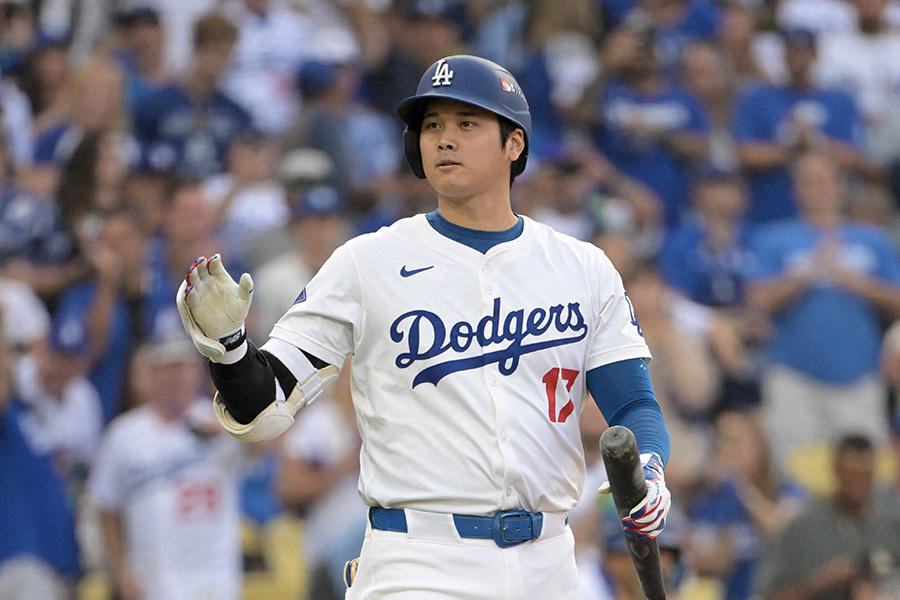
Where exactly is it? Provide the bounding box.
[523,215,603,255]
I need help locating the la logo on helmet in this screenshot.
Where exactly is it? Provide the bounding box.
[432,59,454,87]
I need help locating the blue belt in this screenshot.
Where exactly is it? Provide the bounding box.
[369,507,543,548]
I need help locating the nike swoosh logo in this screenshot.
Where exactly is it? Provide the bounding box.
[400,265,434,277]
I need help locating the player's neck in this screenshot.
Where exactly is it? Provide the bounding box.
[436,195,517,231]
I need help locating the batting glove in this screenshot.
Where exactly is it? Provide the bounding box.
[599,452,671,541]
[176,255,253,363]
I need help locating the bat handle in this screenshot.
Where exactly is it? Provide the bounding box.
[601,425,667,600]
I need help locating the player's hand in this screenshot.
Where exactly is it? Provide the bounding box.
[176,254,253,362]
[599,452,671,541]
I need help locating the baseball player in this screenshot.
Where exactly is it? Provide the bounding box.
[177,55,671,599]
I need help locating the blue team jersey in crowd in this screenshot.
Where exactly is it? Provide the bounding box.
[0,401,80,578]
[132,83,252,177]
[594,81,710,226]
[0,184,72,264]
[654,0,720,78]
[732,84,862,223]
[748,220,900,383]
[55,282,133,423]
[660,219,756,307]
[690,478,805,600]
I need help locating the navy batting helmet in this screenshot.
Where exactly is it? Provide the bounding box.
[396,55,531,179]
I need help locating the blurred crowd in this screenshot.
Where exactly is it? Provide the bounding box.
[2,0,900,598]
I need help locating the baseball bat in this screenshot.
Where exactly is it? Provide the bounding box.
[600,425,667,600]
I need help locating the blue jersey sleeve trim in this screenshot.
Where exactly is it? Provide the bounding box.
[586,358,671,464]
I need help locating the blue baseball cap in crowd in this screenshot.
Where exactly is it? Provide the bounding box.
[48,315,89,356]
[402,0,468,27]
[291,185,345,220]
[297,60,340,97]
[782,28,817,50]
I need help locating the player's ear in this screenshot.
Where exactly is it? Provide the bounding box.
[506,128,525,163]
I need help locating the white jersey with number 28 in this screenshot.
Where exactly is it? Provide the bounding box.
[270,214,650,515]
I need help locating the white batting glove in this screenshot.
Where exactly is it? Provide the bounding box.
[175,254,253,362]
[599,453,671,541]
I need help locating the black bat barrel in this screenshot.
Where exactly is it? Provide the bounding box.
[600,425,667,600]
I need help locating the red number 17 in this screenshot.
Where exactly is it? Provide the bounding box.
[542,368,579,423]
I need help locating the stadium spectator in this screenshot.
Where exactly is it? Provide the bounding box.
[528,143,663,245]
[30,55,133,199]
[756,434,900,600]
[363,0,469,117]
[630,0,721,79]
[132,13,251,178]
[0,330,80,600]
[54,209,150,422]
[732,28,868,224]
[282,58,400,199]
[55,130,131,243]
[13,313,103,491]
[816,0,900,163]
[716,0,768,84]
[88,337,245,600]
[221,0,315,135]
[0,121,77,299]
[680,41,739,170]
[746,151,900,470]
[109,7,173,112]
[585,19,710,227]
[687,409,805,600]
[660,166,753,309]
[251,185,350,342]
[202,130,289,270]
[659,166,762,406]
[512,0,601,158]
[16,35,69,141]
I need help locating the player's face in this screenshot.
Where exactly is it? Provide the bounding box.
[419,98,524,204]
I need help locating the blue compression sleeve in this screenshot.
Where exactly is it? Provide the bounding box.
[586,358,671,465]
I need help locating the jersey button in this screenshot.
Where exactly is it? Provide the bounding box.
[490,376,499,386]
[500,432,509,442]
[484,286,494,295]
[482,264,493,273]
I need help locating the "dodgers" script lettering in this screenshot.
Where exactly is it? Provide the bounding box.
[390,297,588,387]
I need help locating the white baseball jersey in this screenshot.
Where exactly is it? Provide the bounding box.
[88,402,244,600]
[269,214,650,516]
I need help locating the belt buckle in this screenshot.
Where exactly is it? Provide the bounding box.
[491,510,535,548]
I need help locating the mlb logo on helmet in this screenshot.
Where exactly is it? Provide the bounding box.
[499,77,523,98]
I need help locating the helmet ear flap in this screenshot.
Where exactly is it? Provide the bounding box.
[403,128,426,179]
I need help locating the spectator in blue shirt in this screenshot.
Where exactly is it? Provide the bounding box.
[0,331,80,600]
[746,151,900,471]
[54,209,152,423]
[109,7,173,112]
[0,121,79,300]
[688,409,805,600]
[589,20,710,227]
[660,166,754,308]
[133,13,251,178]
[732,29,869,224]
[636,0,721,79]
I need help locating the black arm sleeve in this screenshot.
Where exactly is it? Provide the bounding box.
[208,342,327,425]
